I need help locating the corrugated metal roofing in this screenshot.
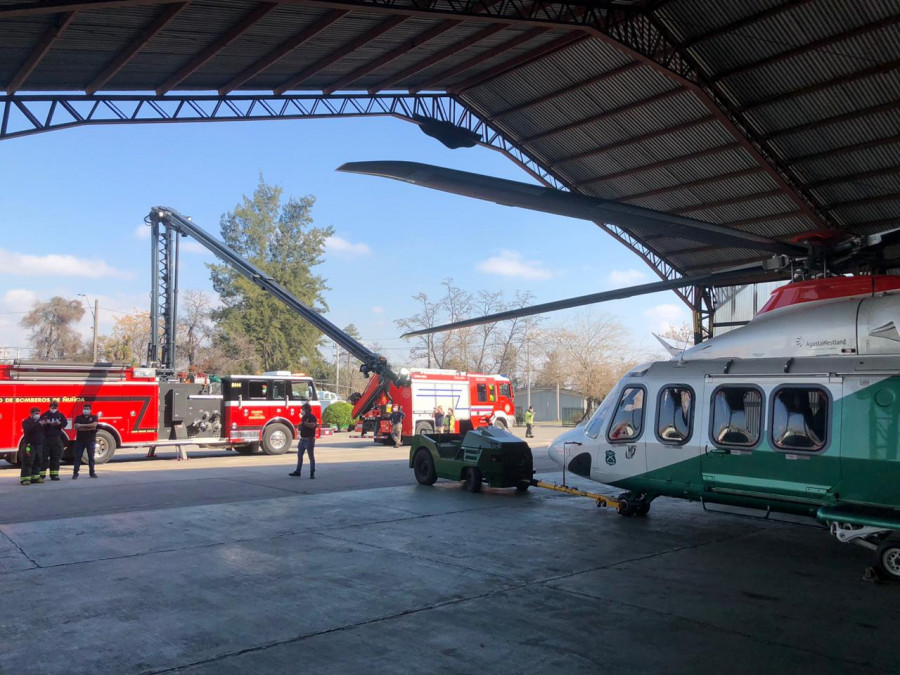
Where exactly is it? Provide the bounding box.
[1,0,897,285]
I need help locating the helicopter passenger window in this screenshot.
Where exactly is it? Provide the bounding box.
[656,386,693,444]
[607,386,644,442]
[771,387,828,452]
[711,387,762,447]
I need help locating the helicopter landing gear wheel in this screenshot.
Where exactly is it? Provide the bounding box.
[617,492,650,517]
[874,536,900,582]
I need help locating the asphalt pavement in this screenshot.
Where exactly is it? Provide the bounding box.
[1,424,897,674]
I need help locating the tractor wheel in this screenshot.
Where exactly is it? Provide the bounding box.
[874,536,900,581]
[413,449,437,485]
[465,467,483,493]
[515,481,529,492]
[261,423,292,455]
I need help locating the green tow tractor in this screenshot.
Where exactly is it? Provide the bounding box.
[410,427,534,493]
[409,426,625,511]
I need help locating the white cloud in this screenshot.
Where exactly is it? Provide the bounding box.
[180,240,209,254]
[476,250,552,281]
[644,303,689,331]
[0,248,130,279]
[372,306,384,314]
[608,269,646,287]
[326,235,371,257]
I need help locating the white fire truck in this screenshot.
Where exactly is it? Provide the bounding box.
[351,368,516,443]
[0,361,321,465]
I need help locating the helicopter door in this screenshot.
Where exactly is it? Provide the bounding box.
[644,385,700,492]
[601,385,647,484]
[702,380,840,502]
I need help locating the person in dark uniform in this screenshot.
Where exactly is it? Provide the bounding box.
[40,399,68,481]
[72,403,99,479]
[289,403,318,479]
[390,404,405,447]
[20,406,45,486]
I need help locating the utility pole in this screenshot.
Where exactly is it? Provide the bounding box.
[334,340,340,395]
[525,339,531,408]
[78,295,99,361]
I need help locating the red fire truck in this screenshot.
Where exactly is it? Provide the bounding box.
[351,368,516,444]
[0,361,321,465]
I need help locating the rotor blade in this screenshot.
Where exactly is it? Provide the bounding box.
[338,161,805,257]
[400,267,790,337]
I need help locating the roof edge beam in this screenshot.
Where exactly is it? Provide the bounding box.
[671,188,785,216]
[713,14,900,83]
[86,3,187,95]
[741,58,900,113]
[7,11,76,94]
[219,10,347,95]
[808,165,900,190]
[450,31,585,93]
[679,0,814,49]
[555,115,714,166]
[367,23,505,93]
[575,143,741,187]
[493,60,641,119]
[621,167,764,203]
[156,2,278,95]
[324,19,461,95]
[522,85,684,143]
[0,0,177,18]
[275,14,408,95]
[409,27,546,94]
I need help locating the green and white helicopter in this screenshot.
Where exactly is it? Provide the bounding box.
[340,161,900,580]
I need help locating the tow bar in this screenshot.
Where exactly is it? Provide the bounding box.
[532,480,622,511]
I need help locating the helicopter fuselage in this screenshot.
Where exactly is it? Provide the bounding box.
[549,291,900,530]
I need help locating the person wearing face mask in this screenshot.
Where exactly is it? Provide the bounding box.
[20,407,45,486]
[40,399,68,481]
[72,403,99,479]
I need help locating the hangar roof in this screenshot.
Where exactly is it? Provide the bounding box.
[2,0,898,281]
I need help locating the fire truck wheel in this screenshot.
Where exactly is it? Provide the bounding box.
[91,430,117,464]
[261,423,292,455]
[493,418,507,430]
[413,449,437,485]
[4,451,19,466]
[464,467,483,493]
[415,422,434,435]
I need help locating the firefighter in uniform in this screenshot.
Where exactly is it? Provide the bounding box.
[40,399,68,481]
[20,407,45,485]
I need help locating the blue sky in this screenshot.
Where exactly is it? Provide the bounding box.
[0,114,688,363]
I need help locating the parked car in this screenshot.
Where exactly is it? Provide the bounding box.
[318,389,345,409]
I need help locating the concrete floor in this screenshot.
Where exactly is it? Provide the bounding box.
[1,428,898,673]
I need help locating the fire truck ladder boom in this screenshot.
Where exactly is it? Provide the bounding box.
[147,207,405,385]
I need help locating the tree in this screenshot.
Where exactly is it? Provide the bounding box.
[105,311,152,365]
[209,176,333,373]
[20,297,85,360]
[177,289,215,372]
[322,401,354,430]
[540,312,644,404]
[394,279,538,374]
